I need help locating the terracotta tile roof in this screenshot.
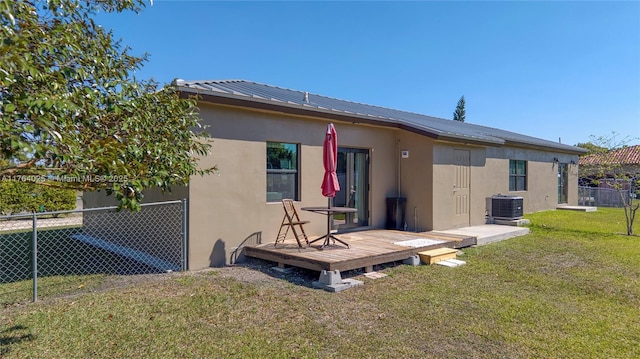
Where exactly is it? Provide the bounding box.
[579,145,640,166]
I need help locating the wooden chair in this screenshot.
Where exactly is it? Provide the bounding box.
[275,199,310,248]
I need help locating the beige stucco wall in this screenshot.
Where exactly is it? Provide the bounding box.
[483,147,580,214]
[395,131,434,231]
[430,143,490,230]
[398,141,580,231]
[429,144,578,230]
[188,104,399,269]
[192,104,581,265]
[83,102,581,269]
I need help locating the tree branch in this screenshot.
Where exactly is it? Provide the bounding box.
[0,159,39,176]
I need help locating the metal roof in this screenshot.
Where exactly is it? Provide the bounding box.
[175,79,587,154]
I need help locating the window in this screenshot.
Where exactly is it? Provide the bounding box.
[509,160,527,191]
[266,142,299,201]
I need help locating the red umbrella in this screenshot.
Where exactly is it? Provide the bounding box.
[321,123,340,198]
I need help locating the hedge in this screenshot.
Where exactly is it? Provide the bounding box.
[0,181,76,215]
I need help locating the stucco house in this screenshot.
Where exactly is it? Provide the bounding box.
[86,79,587,270]
[171,80,587,269]
[577,145,640,207]
[579,145,640,185]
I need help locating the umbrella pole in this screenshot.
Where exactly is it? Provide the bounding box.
[327,197,332,243]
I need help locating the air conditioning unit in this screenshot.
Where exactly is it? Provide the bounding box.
[491,195,524,219]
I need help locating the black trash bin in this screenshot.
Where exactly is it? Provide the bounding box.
[386,197,407,230]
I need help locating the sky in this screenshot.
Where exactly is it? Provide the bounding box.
[96,1,640,147]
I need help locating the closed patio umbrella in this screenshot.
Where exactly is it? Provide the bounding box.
[321,123,340,201]
[307,123,352,248]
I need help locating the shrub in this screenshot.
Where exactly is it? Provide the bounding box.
[38,186,77,212]
[0,180,34,215]
[0,181,76,214]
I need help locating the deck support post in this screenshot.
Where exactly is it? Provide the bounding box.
[403,255,421,266]
[313,270,364,292]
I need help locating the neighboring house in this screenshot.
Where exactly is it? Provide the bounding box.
[579,145,640,186]
[86,79,587,269]
[577,145,640,207]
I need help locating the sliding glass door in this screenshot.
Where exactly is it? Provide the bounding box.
[558,163,568,204]
[334,147,369,229]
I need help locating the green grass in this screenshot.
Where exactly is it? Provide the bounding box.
[1,226,163,304]
[1,208,639,358]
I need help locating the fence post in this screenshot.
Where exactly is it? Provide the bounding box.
[32,212,38,302]
[181,198,188,271]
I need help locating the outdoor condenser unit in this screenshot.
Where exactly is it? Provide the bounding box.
[491,195,524,219]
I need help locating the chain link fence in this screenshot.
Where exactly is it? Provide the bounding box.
[578,186,632,208]
[1,200,186,304]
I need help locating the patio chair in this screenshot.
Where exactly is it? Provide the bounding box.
[275,199,310,248]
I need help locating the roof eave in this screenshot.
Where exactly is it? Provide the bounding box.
[179,86,586,153]
[179,86,509,147]
[502,140,587,155]
[180,86,397,125]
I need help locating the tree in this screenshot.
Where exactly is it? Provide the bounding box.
[579,133,639,235]
[453,95,465,122]
[575,142,608,156]
[0,0,213,211]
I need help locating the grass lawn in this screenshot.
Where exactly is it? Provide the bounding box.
[1,226,169,304]
[1,208,639,358]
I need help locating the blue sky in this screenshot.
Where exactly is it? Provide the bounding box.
[97,1,640,147]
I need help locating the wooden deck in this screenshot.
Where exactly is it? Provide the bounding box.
[244,229,475,273]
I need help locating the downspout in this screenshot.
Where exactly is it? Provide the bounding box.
[397,138,401,197]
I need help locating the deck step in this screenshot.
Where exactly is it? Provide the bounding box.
[417,247,458,265]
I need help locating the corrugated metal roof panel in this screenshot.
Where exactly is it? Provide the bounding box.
[176,79,586,153]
